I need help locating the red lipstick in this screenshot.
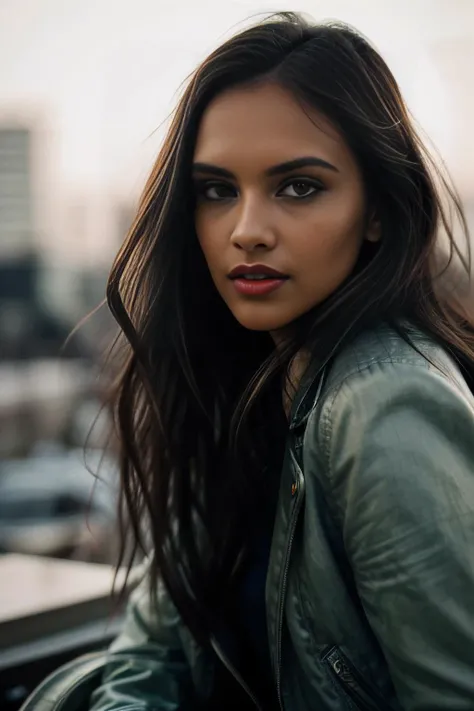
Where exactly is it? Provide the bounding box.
[228,264,289,296]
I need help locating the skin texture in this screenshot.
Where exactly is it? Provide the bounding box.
[193,82,380,338]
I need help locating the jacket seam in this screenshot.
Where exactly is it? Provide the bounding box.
[319,381,345,528]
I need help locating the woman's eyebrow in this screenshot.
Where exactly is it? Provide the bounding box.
[192,156,339,179]
[192,163,234,179]
[265,156,339,175]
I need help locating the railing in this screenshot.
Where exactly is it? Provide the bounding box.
[0,555,127,711]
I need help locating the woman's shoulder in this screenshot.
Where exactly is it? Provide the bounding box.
[322,320,470,402]
[304,321,474,483]
[292,321,473,433]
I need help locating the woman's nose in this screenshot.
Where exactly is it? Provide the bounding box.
[229,199,276,252]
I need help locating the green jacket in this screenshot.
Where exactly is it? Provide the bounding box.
[90,324,474,711]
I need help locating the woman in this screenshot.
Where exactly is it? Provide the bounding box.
[90,12,474,711]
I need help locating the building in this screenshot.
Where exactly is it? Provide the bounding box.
[115,201,135,250]
[0,126,34,259]
[0,123,90,360]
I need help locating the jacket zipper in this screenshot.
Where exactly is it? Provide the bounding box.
[326,647,384,711]
[210,636,262,711]
[275,451,305,711]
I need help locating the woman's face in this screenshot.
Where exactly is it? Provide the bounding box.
[193,82,379,335]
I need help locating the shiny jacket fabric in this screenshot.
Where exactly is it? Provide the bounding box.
[90,324,474,711]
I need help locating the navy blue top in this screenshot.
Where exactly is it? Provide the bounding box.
[212,514,279,709]
[232,530,275,698]
[221,477,281,710]
[213,413,285,710]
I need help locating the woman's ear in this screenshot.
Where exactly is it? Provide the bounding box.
[366,213,381,243]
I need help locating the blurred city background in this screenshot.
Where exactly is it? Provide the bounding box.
[0,0,473,575]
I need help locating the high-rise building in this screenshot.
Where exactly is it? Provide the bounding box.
[115,201,135,250]
[0,126,34,258]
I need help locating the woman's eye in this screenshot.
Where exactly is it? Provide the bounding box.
[200,182,236,200]
[278,180,321,199]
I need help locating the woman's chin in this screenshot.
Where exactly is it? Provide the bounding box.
[230,309,295,333]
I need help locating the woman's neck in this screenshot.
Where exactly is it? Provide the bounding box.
[282,350,311,419]
[269,329,311,419]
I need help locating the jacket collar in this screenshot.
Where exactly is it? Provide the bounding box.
[288,359,327,431]
[287,321,411,430]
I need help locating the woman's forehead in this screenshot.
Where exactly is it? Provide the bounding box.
[193,82,354,173]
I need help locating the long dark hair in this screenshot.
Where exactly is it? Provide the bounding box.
[107,12,473,643]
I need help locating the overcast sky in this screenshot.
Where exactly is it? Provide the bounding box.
[0,0,473,201]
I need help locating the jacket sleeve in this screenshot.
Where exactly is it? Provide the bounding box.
[323,361,474,710]
[89,561,196,711]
